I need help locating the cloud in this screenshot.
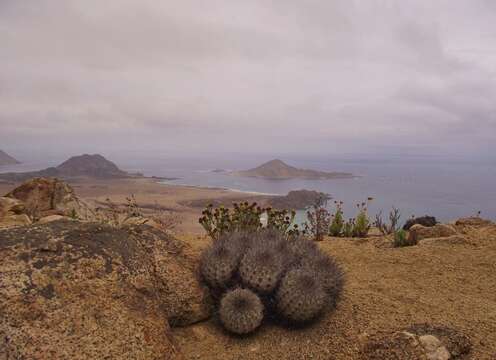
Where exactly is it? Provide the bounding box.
[0,0,495,157]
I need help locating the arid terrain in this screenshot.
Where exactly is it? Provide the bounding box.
[0,177,260,233]
[1,177,495,359]
[173,220,496,359]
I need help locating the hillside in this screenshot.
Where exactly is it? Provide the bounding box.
[0,154,128,181]
[56,154,127,178]
[231,159,354,180]
[0,150,20,166]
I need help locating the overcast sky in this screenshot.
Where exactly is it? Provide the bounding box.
[1,0,495,160]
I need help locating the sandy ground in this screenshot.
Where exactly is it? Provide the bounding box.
[173,226,496,359]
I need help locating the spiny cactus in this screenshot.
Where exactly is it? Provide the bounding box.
[285,235,319,266]
[199,224,344,334]
[276,268,327,323]
[239,242,285,293]
[300,253,344,306]
[219,288,264,335]
[252,228,289,255]
[200,238,241,289]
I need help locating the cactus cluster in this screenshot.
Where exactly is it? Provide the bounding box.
[200,229,344,335]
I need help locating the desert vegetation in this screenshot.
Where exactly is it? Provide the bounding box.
[199,201,302,239]
[310,198,374,239]
[95,195,180,233]
[198,202,343,334]
[199,228,344,334]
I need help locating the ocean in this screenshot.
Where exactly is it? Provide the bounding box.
[2,154,495,223]
[121,154,496,223]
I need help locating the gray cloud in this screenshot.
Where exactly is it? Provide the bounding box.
[1,0,495,158]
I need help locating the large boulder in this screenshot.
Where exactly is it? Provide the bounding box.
[0,220,212,359]
[4,177,94,221]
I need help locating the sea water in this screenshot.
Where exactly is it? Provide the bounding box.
[2,154,495,222]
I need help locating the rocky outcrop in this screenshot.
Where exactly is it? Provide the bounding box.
[267,190,330,210]
[0,220,212,359]
[455,217,493,227]
[408,224,458,243]
[0,197,32,228]
[3,177,94,222]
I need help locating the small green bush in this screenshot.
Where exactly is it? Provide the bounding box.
[326,199,373,238]
[393,229,417,247]
[329,201,344,236]
[353,202,371,237]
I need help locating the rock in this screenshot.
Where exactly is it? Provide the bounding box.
[0,197,32,228]
[361,325,470,360]
[403,216,437,231]
[4,177,94,220]
[38,215,70,224]
[0,220,212,359]
[419,335,442,352]
[267,190,331,210]
[408,224,457,242]
[429,347,451,360]
[0,213,32,228]
[419,235,469,246]
[419,335,451,360]
[455,217,493,227]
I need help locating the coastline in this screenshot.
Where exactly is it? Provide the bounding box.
[158,179,282,197]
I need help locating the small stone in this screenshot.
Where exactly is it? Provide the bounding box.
[427,346,451,360]
[401,331,419,347]
[40,238,61,252]
[250,345,260,352]
[419,335,442,352]
[38,215,68,224]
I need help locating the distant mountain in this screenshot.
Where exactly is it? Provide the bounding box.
[231,159,354,180]
[56,154,127,178]
[0,154,128,181]
[0,150,20,166]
